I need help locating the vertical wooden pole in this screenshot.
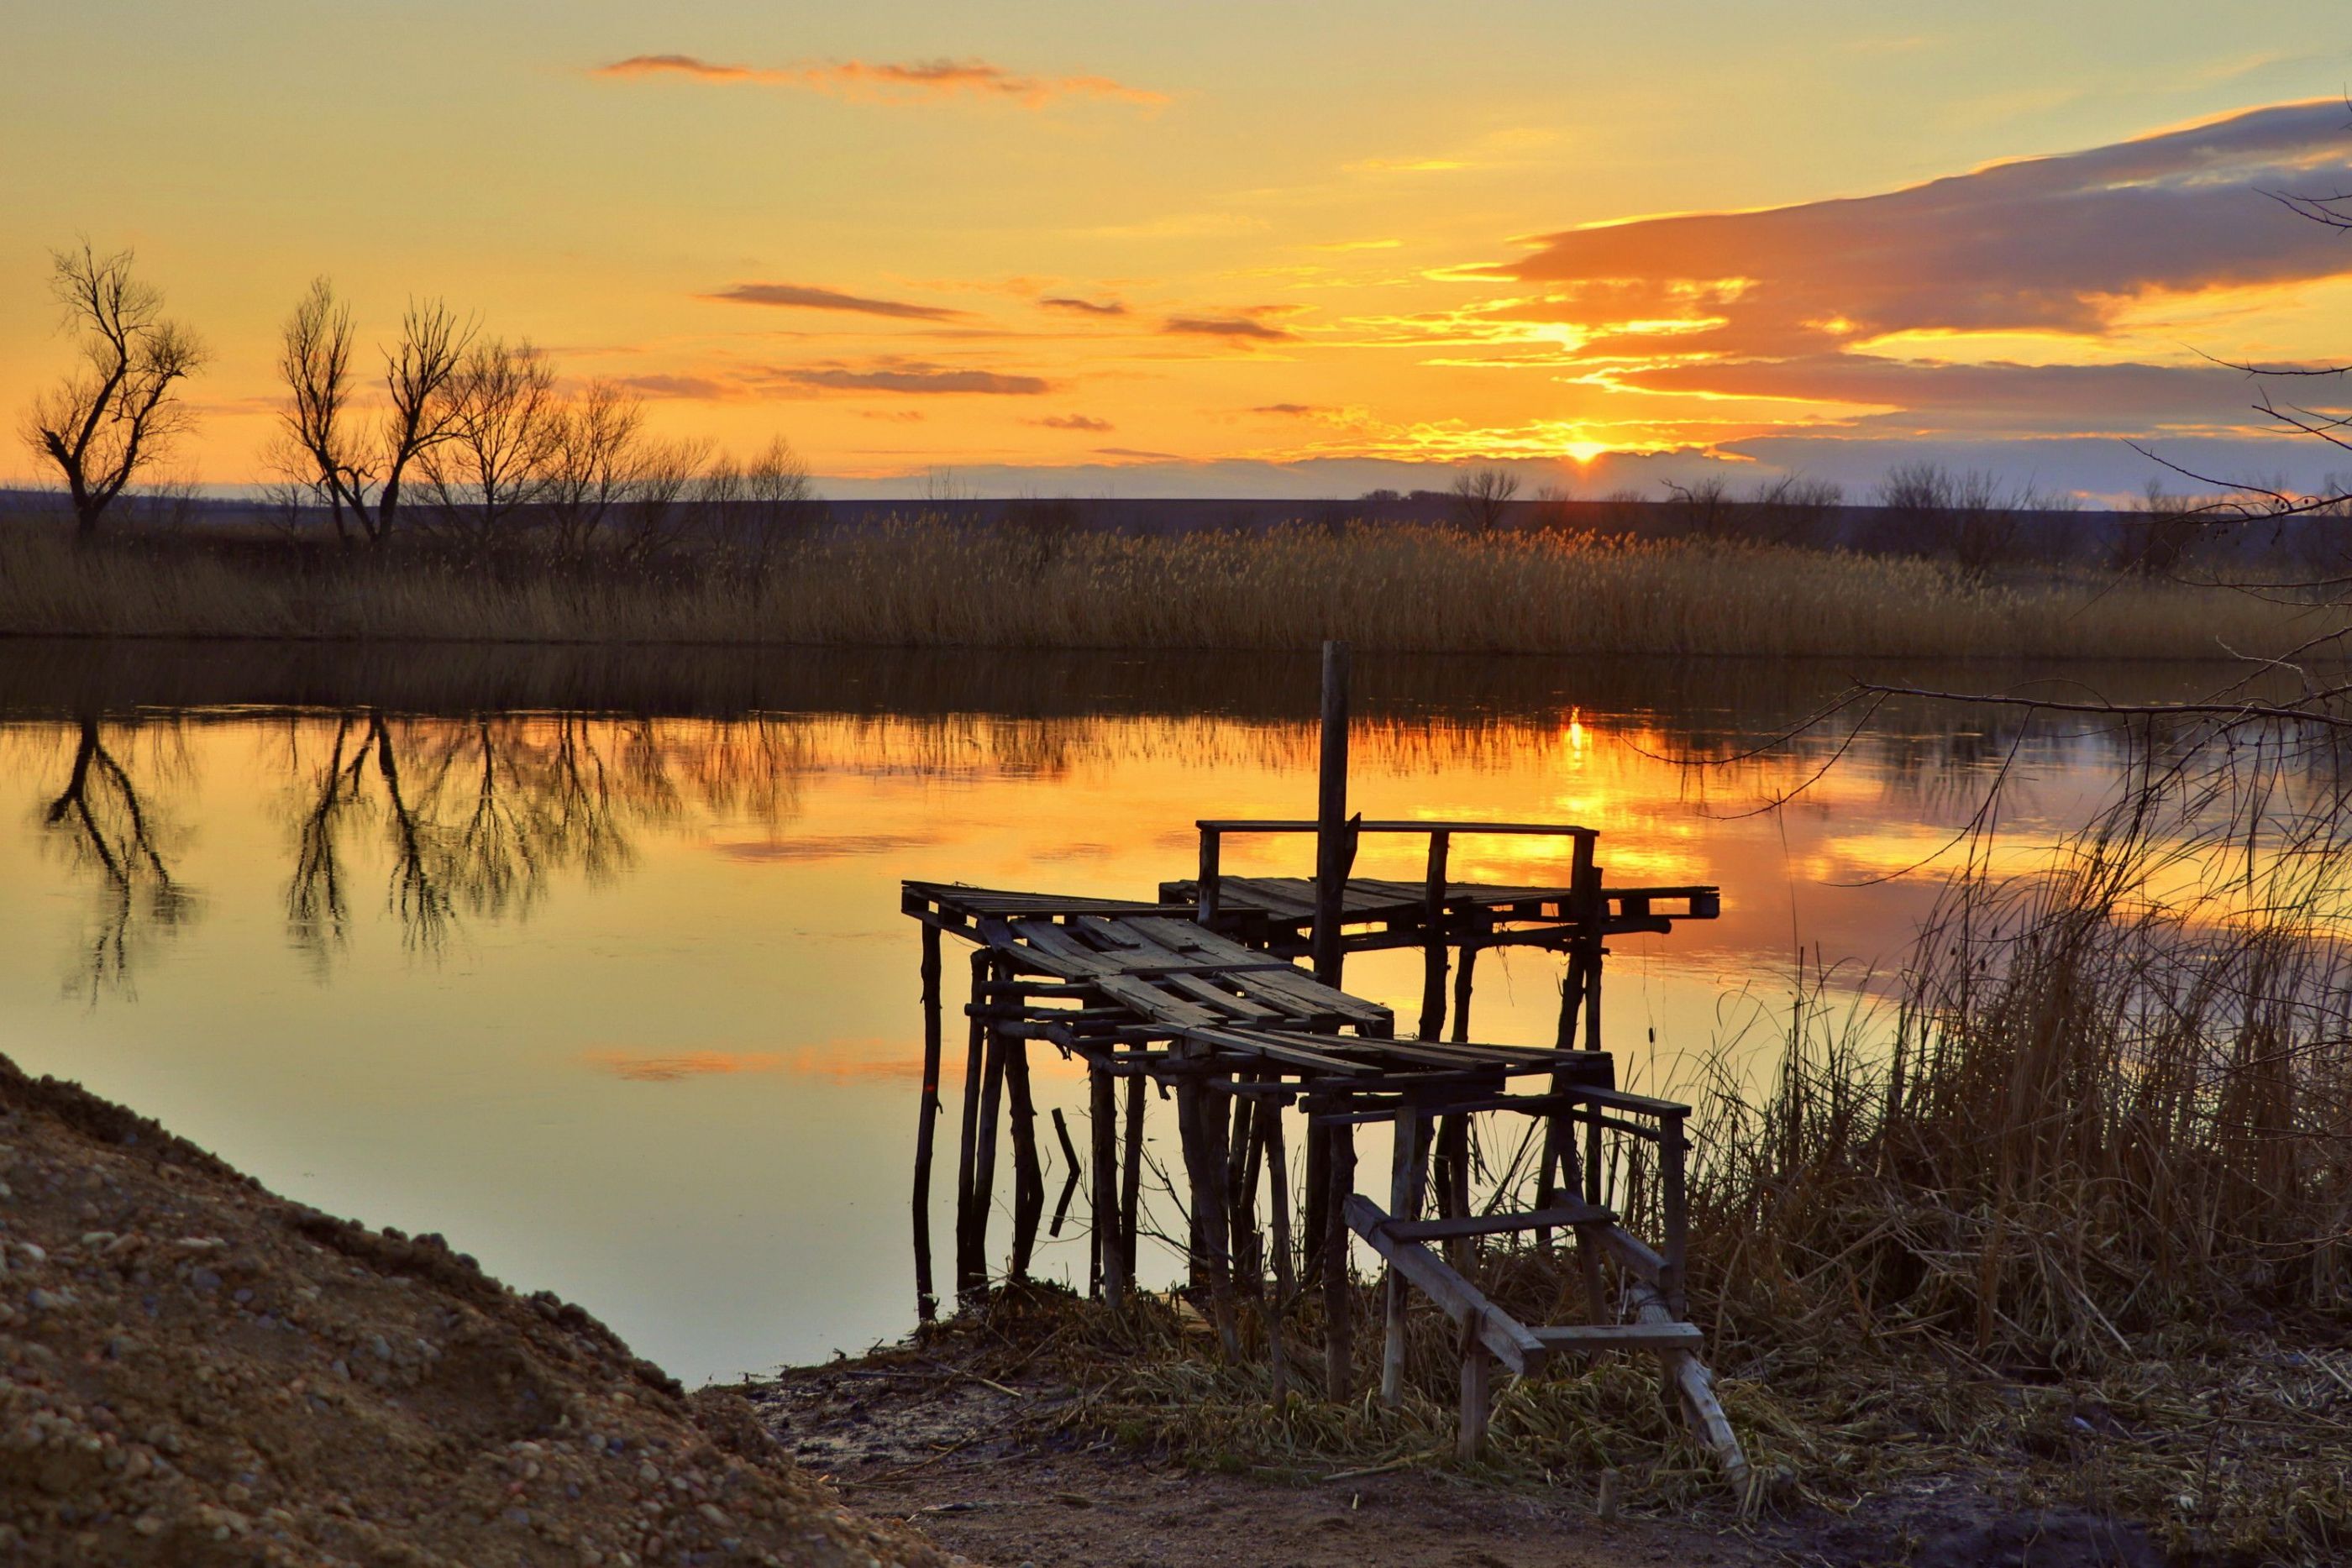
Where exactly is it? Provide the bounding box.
[953,950,991,1293]
[1312,639,1351,989]
[1661,1110,1690,1320]
[1323,1121,1356,1400]
[1092,1067,1127,1308]
[1227,1088,1260,1288]
[1197,827,1221,926]
[1177,1076,1242,1360]
[1457,1340,1493,1463]
[1006,1041,1044,1279]
[1263,1101,1296,1405]
[914,923,942,1319]
[1416,831,1451,1041]
[968,1011,1009,1292]
[1437,1113,1473,1271]
[1303,1123,1330,1295]
[1121,1074,1144,1282]
[1539,850,1590,1254]
[1451,942,1478,1045]
[1382,1108,1427,1408]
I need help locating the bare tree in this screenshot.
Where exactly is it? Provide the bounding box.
[1662,474,1734,538]
[420,338,560,551]
[1875,462,2026,571]
[613,436,718,567]
[1747,474,1843,548]
[1450,466,1520,531]
[275,280,473,550]
[542,380,649,561]
[20,243,207,538]
[733,434,818,577]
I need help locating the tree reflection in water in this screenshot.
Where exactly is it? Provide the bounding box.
[39,716,195,999]
[11,665,2208,995]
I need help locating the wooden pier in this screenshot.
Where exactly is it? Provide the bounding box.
[900,644,1751,1489]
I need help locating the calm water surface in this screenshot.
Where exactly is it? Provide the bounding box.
[0,644,2207,1382]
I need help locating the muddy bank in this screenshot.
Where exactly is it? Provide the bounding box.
[0,1054,958,1566]
[747,1311,2165,1568]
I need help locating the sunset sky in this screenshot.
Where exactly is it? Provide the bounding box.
[8,2,2352,500]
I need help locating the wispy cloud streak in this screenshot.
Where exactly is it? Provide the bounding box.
[701,283,969,321]
[593,54,1164,108]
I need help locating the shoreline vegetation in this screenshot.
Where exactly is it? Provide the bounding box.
[5,517,2348,659]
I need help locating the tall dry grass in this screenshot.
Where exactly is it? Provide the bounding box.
[919,719,2352,1560]
[3,520,2344,658]
[1664,725,2352,1558]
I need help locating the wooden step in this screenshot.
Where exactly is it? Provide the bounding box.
[1529,1322,1703,1351]
[1381,1203,1614,1243]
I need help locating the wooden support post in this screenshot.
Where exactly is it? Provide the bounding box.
[1416,831,1451,1042]
[1197,827,1221,926]
[1092,1067,1127,1308]
[1177,1075,1243,1360]
[1437,1113,1473,1271]
[1263,1101,1296,1405]
[1451,942,1478,1045]
[953,950,992,1294]
[1303,1122,1331,1295]
[1323,1122,1357,1400]
[1006,1041,1045,1278]
[1382,1108,1428,1408]
[1312,639,1351,990]
[1230,1086,1263,1287]
[1541,842,1599,1258]
[967,1009,1009,1292]
[914,922,942,1319]
[1661,1109,1690,1321]
[1121,1074,1144,1283]
[1200,1085,1243,1359]
[1457,1336,1494,1464]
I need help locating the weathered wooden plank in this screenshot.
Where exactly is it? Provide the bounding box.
[1127,917,1391,1029]
[1194,818,1599,838]
[1528,1322,1703,1351]
[1344,1194,1546,1377]
[1593,1223,1667,1285]
[1381,1203,1612,1242]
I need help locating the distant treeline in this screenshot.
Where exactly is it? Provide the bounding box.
[4,478,2339,580]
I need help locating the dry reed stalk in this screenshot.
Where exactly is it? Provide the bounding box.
[2,520,2343,658]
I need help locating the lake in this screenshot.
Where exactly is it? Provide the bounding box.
[0,642,2220,1383]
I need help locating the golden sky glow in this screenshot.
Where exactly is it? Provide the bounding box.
[6,3,2352,498]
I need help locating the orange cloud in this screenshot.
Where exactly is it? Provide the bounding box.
[1164,315,1294,343]
[592,54,1165,108]
[702,283,970,321]
[1039,296,1128,317]
[1029,413,1114,431]
[779,361,1053,396]
[1488,100,2352,364]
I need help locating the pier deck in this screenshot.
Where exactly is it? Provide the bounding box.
[899,819,1751,1492]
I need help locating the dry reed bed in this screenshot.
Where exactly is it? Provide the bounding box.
[3,522,2341,658]
[915,735,2352,1563]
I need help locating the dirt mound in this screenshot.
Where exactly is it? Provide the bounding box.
[0,1054,964,1567]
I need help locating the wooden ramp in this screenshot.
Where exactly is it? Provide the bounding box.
[899,820,1749,1492]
